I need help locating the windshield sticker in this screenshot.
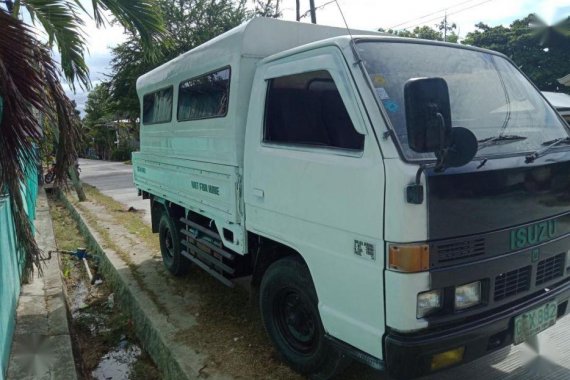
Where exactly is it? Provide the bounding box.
[383,99,399,113]
[375,87,390,100]
[372,74,386,87]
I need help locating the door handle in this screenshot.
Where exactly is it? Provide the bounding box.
[253,188,265,198]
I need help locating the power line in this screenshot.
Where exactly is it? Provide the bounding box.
[408,0,495,30]
[389,0,476,29]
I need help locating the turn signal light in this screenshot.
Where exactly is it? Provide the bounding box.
[388,244,430,272]
[431,347,465,371]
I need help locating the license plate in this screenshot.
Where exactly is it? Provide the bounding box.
[513,301,558,345]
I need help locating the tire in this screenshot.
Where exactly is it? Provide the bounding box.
[158,212,190,276]
[260,256,350,379]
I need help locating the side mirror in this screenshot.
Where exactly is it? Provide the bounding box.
[404,77,452,153]
[404,77,477,169]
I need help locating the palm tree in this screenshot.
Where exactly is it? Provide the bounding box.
[0,1,165,278]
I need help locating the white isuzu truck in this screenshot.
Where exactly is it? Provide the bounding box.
[133,18,570,379]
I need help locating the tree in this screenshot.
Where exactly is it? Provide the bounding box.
[106,0,251,121]
[437,16,458,43]
[0,1,166,277]
[254,0,281,18]
[413,25,444,40]
[379,23,458,42]
[463,14,570,93]
[83,83,120,160]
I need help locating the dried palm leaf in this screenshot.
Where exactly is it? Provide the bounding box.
[0,9,81,278]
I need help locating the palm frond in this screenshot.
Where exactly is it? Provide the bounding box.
[36,46,82,188]
[91,0,167,47]
[0,9,47,277]
[23,0,89,90]
[0,9,82,278]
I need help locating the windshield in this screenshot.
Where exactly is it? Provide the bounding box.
[356,40,569,160]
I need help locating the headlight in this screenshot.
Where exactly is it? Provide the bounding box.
[455,281,482,310]
[417,289,442,318]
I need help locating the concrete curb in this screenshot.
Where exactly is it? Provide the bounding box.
[57,191,196,380]
[7,188,78,380]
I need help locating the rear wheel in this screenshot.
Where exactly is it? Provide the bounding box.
[260,256,350,379]
[158,212,189,276]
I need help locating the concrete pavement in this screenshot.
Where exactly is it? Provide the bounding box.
[78,159,150,225]
[7,188,77,380]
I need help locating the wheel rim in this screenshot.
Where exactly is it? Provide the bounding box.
[274,288,318,355]
[162,227,174,258]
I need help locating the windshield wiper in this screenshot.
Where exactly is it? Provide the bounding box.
[525,137,570,163]
[478,134,527,150]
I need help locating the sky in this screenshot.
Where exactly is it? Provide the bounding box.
[59,0,570,115]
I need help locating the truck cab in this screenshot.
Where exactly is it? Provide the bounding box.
[133,18,570,379]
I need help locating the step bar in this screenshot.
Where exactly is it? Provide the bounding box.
[179,217,237,288]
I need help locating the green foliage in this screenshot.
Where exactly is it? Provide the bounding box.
[3,0,167,89]
[0,0,167,278]
[84,83,116,128]
[379,23,458,42]
[22,0,89,90]
[106,0,258,120]
[110,145,134,161]
[463,14,570,93]
[253,0,281,18]
[83,83,123,160]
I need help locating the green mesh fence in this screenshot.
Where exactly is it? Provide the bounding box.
[0,159,38,380]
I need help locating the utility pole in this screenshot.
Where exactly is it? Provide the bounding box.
[309,0,317,24]
[296,0,300,21]
[443,12,448,42]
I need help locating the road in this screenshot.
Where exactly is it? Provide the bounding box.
[77,158,570,380]
[79,158,151,225]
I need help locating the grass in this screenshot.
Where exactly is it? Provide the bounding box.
[70,185,168,315]
[69,184,304,379]
[48,193,161,380]
[48,196,89,282]
[82,184,159,252]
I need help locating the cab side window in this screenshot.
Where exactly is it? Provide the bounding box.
[264,70,364,151]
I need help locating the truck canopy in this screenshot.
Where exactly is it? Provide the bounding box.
[136,17,381,167]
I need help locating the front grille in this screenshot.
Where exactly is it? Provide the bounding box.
[536,253,565,286]
[494,266,531,301]
[435,238,486,263]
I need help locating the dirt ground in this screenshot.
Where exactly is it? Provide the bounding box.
[67,185,380,380]
[48,194,161,380]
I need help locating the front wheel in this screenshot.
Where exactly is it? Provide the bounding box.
[158,213,190,276]
[260,256,350,379]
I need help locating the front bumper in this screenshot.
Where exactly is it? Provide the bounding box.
[384,279,570,380]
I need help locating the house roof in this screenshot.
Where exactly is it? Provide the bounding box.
[543,91,570,116]
[558,74,570,86]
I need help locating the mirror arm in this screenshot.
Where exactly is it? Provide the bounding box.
[434,112,449,172]
[407,163,435,205]
[415,164,425,185]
